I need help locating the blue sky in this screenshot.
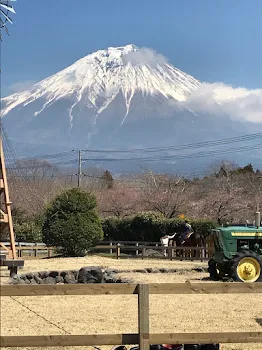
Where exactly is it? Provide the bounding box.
[1,0,262,97]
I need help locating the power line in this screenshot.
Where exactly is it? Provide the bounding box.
[80,132,262,153]
[81,142,262,162]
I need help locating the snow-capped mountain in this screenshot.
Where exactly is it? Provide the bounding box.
[1,44,261,171]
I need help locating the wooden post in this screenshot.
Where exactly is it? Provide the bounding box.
[109,241,113,254]
[0,135,17,259]
[200,247,203,262]
[18,242,21,258]
[136,242,139,256]
[142,247,145,260]
[34,243,37,258]
[48,248,52,258]
[116,244,120,259]
[138,284,150,350]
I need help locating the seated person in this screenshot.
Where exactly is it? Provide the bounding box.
[180,220,193,244]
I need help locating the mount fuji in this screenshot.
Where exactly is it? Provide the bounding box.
[1,44,261,172]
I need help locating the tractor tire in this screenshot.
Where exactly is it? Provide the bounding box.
[208,259,219,280]
[230,250,262,283]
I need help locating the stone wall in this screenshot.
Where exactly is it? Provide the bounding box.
[10,266,132,285]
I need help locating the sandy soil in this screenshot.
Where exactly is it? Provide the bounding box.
[1,256,262,350]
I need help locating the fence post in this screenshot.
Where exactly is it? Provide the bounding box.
[34,243,37,258]
[136,242,139,256]
[116,244,120,259]
[142,247,145,260]
[138,284,150,350]
[18,242,21,258]
[110,242,113,254]
[48,248,52,258]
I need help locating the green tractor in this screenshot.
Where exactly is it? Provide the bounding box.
[208,211,262,283]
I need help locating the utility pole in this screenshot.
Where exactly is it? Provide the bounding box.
[77,150,82,188]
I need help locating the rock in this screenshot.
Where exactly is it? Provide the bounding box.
[133,269,148,273]
[103,274,118,283]
[26,272,35,280]
[55,276,64,284]
[64,271,76,284]
[34,275,44,284]
[24,279,31,284]
[72,270,79,279]
[49,271,59,278]
[30,279,37,284]
[11,277,21,284]
[38,271,49,279]
[44,277,56,284]
[104,268,119,274]
[78,266,103,284]
[60,271,69,278]
[19,274,27,280]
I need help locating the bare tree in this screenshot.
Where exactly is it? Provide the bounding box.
[198,170,248,224]
[138,171,189,218]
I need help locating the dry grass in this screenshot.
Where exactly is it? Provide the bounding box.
[1,255,262,350]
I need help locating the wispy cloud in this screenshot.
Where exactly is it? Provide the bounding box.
[180,82,262,124]
[123,47,168,67]
[9,80,36,93]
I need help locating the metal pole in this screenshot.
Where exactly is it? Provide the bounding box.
[77,150,82,188]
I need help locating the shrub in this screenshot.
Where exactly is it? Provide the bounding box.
[102,212,217,242]
[11,208,43,242]
[42,188,103,256]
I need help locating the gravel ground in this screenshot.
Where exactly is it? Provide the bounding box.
[1,255,262,350]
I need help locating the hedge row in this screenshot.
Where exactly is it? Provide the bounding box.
[101,212,217,242]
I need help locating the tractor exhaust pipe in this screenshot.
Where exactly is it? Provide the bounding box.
[255,210,261,228]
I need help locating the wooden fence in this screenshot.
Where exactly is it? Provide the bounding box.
[1,282,262,349]
[2,239,214,261]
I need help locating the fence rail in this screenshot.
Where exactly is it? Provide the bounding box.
[1,282,262,349]
[1,239,214,261]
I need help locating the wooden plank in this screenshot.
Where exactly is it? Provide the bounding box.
[2,282,262,297]
[0,139,17,259]
[148,282,262,294]
[3,259,24,267]
[0,209,8,223]
[0,283,139,296]
[1,332,262,347]
[138,284,150,350]
[0,242,10,252]
[17,246,55,250]
[116,246,121,259]
[0,333,139,347]
[149,331,262,344]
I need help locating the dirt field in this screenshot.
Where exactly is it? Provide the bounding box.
[1,255,262,350]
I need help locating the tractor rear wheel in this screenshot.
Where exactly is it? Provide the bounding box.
[208,259,219,280]
[230,251,262,283]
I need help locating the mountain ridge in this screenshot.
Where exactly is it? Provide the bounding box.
[1,44,261,172]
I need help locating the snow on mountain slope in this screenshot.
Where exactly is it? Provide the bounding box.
[2,44,261,172]
[1,44,200,128]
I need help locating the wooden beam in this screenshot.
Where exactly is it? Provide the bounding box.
[0,209,8,223]
[0,242,10,252]
[138,284,150,350]
[149,331,262,344]
[0,137,17,259]
[0,283,139,296]
[0,333,139,347]
[0,178,4,190]
[149,282,262,294]
[1,332,262,347]
[2,282,262,297]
